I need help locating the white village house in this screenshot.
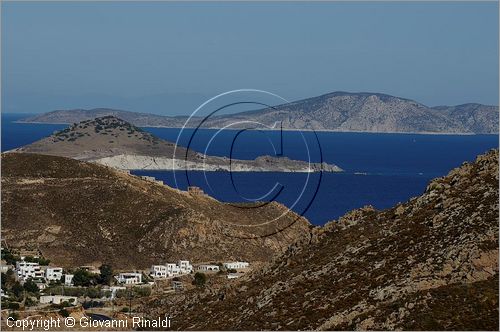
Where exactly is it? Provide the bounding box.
[115,272,142,285]
[45,267,63,282]
[150,260,193,279]
[64,274,74,286]
[40,295,77,305]
[197,264,219,272]
[178,260,193,274]
[223,262,250,270]
[166,263,180,276]
[150,265,168,278]
[15,261,45,281]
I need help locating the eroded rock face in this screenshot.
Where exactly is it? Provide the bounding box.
[150,149,498,331]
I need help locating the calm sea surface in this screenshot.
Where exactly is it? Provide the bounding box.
[2,113,498,225]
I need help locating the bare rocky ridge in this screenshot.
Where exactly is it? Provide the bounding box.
[18,92,499,133]
[207,92,498,134]
[12,116,342,172]
[1,153,312,269]
[142,149,499,330]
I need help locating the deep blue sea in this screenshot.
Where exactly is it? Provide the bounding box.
[2,113,498,225]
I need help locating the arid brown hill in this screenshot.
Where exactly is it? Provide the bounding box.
[13,116,185,160]
[154,149,499,330]
[1,153,311,269]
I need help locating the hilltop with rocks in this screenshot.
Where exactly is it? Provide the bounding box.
[12,116,342,173]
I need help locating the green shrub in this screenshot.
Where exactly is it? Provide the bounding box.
[59,308,70,317]
[24,297,37,307]
[72,269,93,287]
[23,279,39,294]
[11,282,24,298]
[8,302,20,310]
[1,249,19,265]
[193,273,206,288]
[133,287,151,297]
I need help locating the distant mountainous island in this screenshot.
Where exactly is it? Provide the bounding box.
[18,91,499,134]
[11,116,342,172]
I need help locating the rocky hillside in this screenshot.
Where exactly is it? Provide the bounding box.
[209,92,498,134]
[146,149,499,330]
[14,116,180,160]
[19,92,499,133]
[13,116,342,172]
[1,153,312,269]
[431,103,499,134]
[18,108,189,127]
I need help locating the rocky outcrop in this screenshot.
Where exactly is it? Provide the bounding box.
[1,153,312,269]
[148,149,498,330]
[13,116,342,172]
[94,154,342,172]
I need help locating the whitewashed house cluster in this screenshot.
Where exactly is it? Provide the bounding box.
[15,261,45,281]
[15,260,72,288]
[149,260,193,279]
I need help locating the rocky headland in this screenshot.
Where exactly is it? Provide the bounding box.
[12,116,342,172]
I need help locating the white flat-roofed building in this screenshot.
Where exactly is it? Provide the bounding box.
[64,274,74,286]
[110,286,126,299]
[15,261,44,281]
[115,272,142,285]
[177,260,193,274]
[150,265,168,278]
[166,263,180,276]
[40,295,77,305]
[197,264,219,272]
[45,267,63,282]
[227,273,240,279]
[223,262,250,270]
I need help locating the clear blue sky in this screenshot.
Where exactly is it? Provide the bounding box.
[2,1,498,114]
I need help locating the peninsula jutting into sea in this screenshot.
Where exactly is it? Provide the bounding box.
[10,116,342,172]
